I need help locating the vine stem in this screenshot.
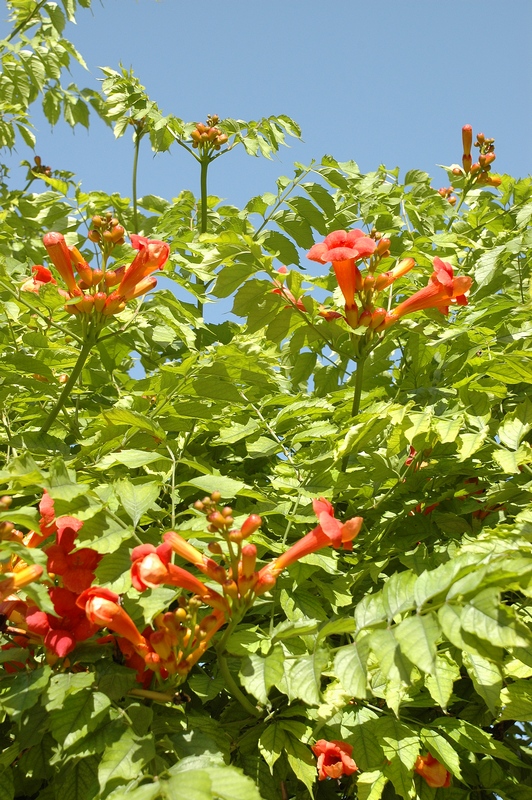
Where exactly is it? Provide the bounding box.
[341,354,366,471]
[215,646,261,718]
[39,334,95,435]
[132,131,141,234]
[6,0,48,41]
[200,157,209,235]
[215,613,261,718]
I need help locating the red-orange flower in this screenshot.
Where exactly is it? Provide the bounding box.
[312,739,358,781]
[380,257,472,329]
[130,542,228,611]
[415,753,451,788]
[43,232,81,296]
[76,587,148,654]
[255,499,362,593]
[307,229,376,310]
[114,236,169,299]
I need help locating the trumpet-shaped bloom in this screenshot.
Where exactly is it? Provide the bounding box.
[26,587,99,657]
[415,753,451,788]
[382,257,472,328]
[116,237,170,299]
[0,564,43,602]
[307,230,376,309]
[130,542,227,610]
[76,587,148,654]
[312,739,358,781]
[43,232,81,295]
[255,499,362,592]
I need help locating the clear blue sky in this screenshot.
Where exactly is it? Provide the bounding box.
[2,0,531,209]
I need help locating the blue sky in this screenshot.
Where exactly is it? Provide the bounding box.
[2,0,531,209]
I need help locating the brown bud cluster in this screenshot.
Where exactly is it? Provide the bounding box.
[33,155,52,178]
[190,114,229,152]
[88,212,125,247]
[437,186,457,206]
[455,126,500,187]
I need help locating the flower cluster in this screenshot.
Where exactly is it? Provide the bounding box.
[123,493,362,685]
[22,228,169,318]
[0,492,102,659]
[453,125,500,187]
[305,229,471,332]
[190,114,229,153]
[0,492,362,689]
[311,741,451,788]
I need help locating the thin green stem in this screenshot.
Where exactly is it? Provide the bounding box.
[0,279,83,343]
[132,131,142,234]
[341,354,367,471]
[216,645,261,718]
[6,0,47,41]
[39,334,95,435]
[200,157,209,234]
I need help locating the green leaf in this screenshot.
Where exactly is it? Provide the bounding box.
[334,640,369,699]
[498,398,532,449]
[285,649,329,706]
[382,571,417,619]
[500,679,532,721]
[258,723,287,771]
[96,450,170,469]
[434,718,522,766]
[98,728,155,789]
[185,475,245,497]
[284,734,317,794]
[0,767,14,800]
[394,612,440,674]
[419,729,463,781]
[55,756,99,800]
[49,690,111,749]
[356,771,388,800]
[462,651,502,716]
[103,408,166,441]
[115,480,160,527]
[0,666,52,723]
[239,646,285,704]
[424,652,460,711]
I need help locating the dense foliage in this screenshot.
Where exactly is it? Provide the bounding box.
[1,3,532,799]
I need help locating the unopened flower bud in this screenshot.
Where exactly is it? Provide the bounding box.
[345,304,359,329]
[208,542,223,555]
[476,132,485,144]
[88,230,101,243]
[448,196,457,206]
[217,133,228,145]
[0,521,15,539]
[194,500,204,511]
[207,511,227,529]
[462,153,472,174]
[223,579,239,600]
[462,124,473,156]
[93,292,107,313]
[58,373,69,384]
[221,505,232,516]
[452,167,463,176]
[470,162,481,174]
[110,225,125,243]
[240,514,262,538]
[202,497,212,506]
[92,215,103,228]
[363,275,376,292]
[79,295,94,314]
[241,544,257,578]
[370,308,387,329]
[359,310,372,327]
[376,238,391,256]
[229,530,243,543]
[0,496,13,509]
[210,491,221,503]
